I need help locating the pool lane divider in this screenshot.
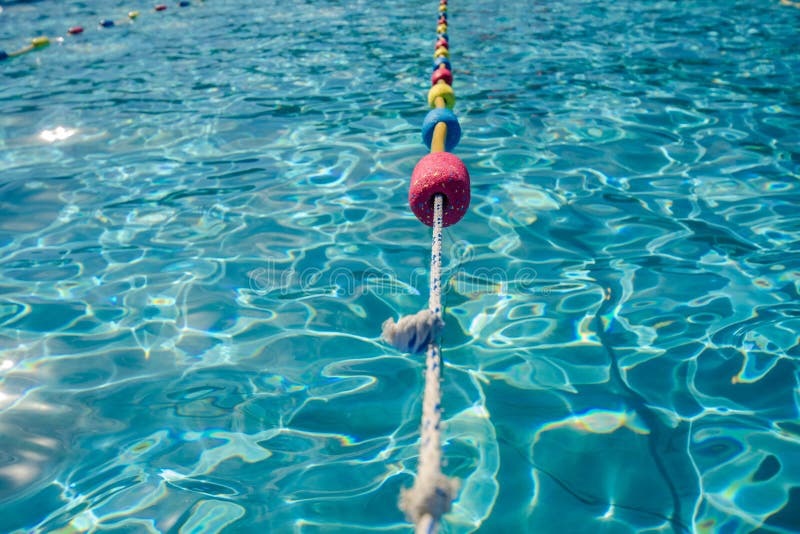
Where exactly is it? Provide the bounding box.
[381,0,469,531]
[0,1,197,62]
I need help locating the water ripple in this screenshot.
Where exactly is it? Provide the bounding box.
[1,0,800,532]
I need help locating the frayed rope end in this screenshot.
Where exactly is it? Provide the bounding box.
[382,309,444,354]
[398,473,460,524]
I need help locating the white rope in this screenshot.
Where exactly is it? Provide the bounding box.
[393,194,459,532]
[381,309,443,354]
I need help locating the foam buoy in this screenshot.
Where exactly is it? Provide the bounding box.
[68,26,84,35]
[100,19,115,27]
[421,108,461,151]
[427,83,455,108]
[431,67,453,86]
[433,57,450,71]
[155,4,167,11]
[409,152,470,227]
[0,50,8,61]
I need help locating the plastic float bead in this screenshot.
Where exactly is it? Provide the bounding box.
[438,16,447,24]
[0,50,8,61]
[100,19,115,27]
[421,108,461,151]
[437,23,447,33]
[434,47,449,59]
[128,10,140,18]
[409,152,470,227]
[432,57,451,71]
[179,0,190,5]
[431,67,453,86]
[435,38,448,49]
[438,32,448,42]
[427,82,455,109]
[67,26,84,35]
[439,4,447,12]
[155,4,167,11]
[31,36,50,47]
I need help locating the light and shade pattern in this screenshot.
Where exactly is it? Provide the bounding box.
[0,0,799,532]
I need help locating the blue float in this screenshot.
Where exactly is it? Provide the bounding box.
[433,57,451,71]
[421,108,461,151]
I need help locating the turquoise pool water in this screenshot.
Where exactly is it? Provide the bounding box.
[2,0,800,532]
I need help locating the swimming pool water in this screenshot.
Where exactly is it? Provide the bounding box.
[1,0,800,532]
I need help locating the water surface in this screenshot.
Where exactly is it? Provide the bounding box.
[1,0,799,532]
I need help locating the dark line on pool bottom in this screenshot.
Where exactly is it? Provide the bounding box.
[534,204,691,532]
[493,432,692,530]
[534,456,688,528]
[594,294,690,534]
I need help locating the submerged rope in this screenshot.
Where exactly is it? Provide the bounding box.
[396,194,460,533]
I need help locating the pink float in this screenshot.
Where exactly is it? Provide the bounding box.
[431,67,453,86]
[409,152,470,227]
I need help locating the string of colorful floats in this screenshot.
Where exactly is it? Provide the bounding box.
[381,0,469,532]
[0,1,197,62]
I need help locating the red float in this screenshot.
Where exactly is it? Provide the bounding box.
[431,67,453,86]
[409,152,470,227]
